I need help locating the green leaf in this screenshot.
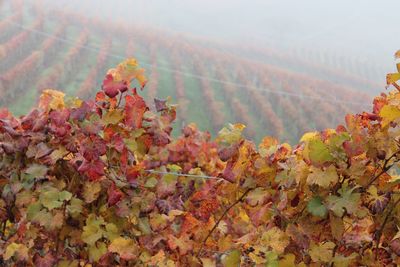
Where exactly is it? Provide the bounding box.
[59,190,72,202]
[81,214,106,246]
[89,242,107,262]
[221,249,241,267]
[327,185,360,217]
[124,138,137,152]
[27,202,43,221]
[39,188,63,210]
[24,164,48,181]
[66,197,83,217]
[104,223,120,241]
[303,137,334,166]
[144,177,158,188]
[307,196,328,218]
[49,146,68,164]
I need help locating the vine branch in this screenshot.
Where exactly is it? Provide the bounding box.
[365,149,400,189]
[196,187,253,258]
[374,196,400,260]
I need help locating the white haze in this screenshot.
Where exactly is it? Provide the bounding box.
[40,0,399,82]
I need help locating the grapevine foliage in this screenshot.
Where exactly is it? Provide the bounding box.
[2,54,400,266]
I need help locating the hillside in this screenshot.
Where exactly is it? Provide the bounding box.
[0,0,377,143]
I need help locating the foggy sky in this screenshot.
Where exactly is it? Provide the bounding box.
[40,0,399,64]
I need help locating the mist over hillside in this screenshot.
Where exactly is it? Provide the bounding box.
[39,0,399,87]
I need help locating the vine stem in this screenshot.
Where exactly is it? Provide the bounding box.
[116,91,124,108]
[374,196,400,260]
[196,187,253,258]
[392,82,400,92]
[365,149,400,189]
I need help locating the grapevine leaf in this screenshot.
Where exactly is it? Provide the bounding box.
[327,185,360,217]
[4,242,29,261]
[103,109,124,125]
[303,137,334,166]
[167,234,193,255]
[82,214,105,246]
[221,249,241,267]
[124,94,147,129]
[379,105,400,128]
[108,237,139,260]
[24,164,48,180]
[217,123,245,145]
[39,89,65,111]
[309,241,335,263]
[78,158,105,181]
[307,165,338,188]
[39,188,64,210]
[386,73,400,85]
[307,196,328,218]
[66,197,83,217]
[102,74,127,98]
[261,227,289,254]
[83,181,102,203]
[26,202,43,221]
[88,242,107,262]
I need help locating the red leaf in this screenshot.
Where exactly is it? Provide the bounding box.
[81,135,107,161]
[33,253,56,267]
[108,182,124,206]
[21,109,40,130]
[78,158,105,181]
[102,74,127,98]
[50,109,70,126]
[126,165,141,185]
[124,94,147,129]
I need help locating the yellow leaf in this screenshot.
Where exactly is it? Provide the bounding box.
[309,241,335,263]
[4,242,29,261]
[279,254,296,267]
[83,182,102,203]
[379,105,400,128]
[330,213,344,240]
[108,237,139,260]
[307,165,338,188]
[300,131,319,142]
[261,227,289,254]
[103,109,124,125]
[39,89,65,111]
[387,73,400,85]
[4,242,22,260]
[217,123,246,144]
[201,257,216,267]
